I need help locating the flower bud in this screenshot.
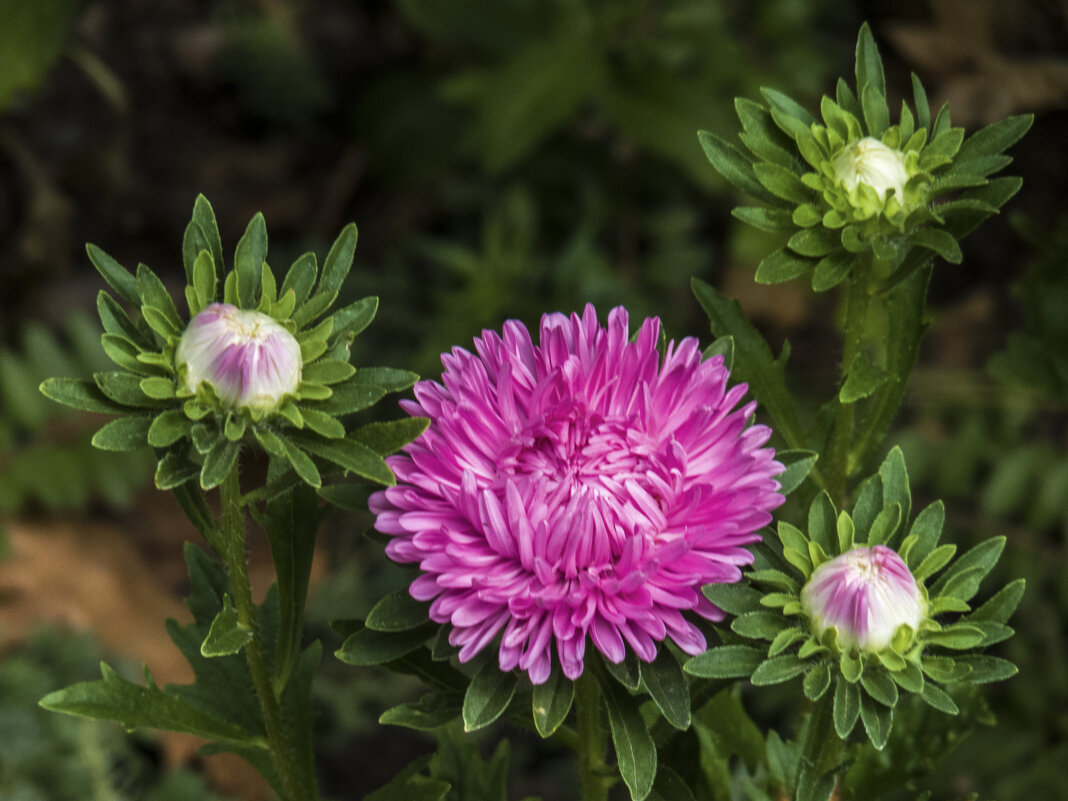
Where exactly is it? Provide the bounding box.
[176,303,301,412]
[800,545,925,653]
[831,137,910,205]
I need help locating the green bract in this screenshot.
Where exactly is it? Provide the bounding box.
[700,23,1032,290]
[685,448,1023,751]
[41,195,426,493]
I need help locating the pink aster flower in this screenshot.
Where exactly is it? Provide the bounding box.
[176,303,302,412]
[800,545,926,653]
[370,305,784,684]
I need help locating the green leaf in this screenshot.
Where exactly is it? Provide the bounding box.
[811,250,853,292]
[755,247,812,284]
[300,408,346,439]
[350,418,431,456]
[859,693,892,749]
[136,264,182,332]
[860,85,889,138]
[193,249,217,310]
[39,663,260,746]
[200,438,240,490]
[462,660,517,732]
[921,656,972,683]
[365,590,431,632]
[380,691,463,731]
[910,228,963,264]
[919,682,959,714]
[855,23,886,105]
[904,500,944,569]
[148,410,191,447]
[649,767,697,801]
[192,194,225,275]
[292,434,394,485]
[234,212,267,309]
[923,625,985,650]
[954,655,1018,684]
[754,163,812,205]
[87,243,140,306]
[95,371,161,407]
[807,492,837,556]
[92,416,151,452]
[840,352,889,403]
[735,96,799,168]
[281,252,317,307]
[777,450,818,495]
[930,537,1005,600]
[691,278,806,450]
[602,676,657,801]
[732,206,796,233]
[155,450,198,490]
[732,611,790,641]
[280,437,322,488]
[701,583,763,616]
[353,366,420,393]
[703,336,734,371]
[865,504,902,548]
[365,761,450,801]
[751,654,809,686]
[966,578,1026,625]
[97,290,151,347]
[40,377,126,413]
[318,222,360,298]
[833,677,861,737]
[201,595,253,657]
[697,131,778,204]
[335,623,437,666]
[685,645,764,679]
[860,668,899,707]
[913,543,956,581]
[311,381,388,416]
[302,359,356,385]
[796,768,836,801]
[532,662,574,738]
[604,651,641,691]
[640,649,690,730]
[803,663,832,701]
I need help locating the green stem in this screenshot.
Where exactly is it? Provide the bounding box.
[826,269,873,506]
[220,467,313,801]
[798,692,843,791]
[575,672,611,801]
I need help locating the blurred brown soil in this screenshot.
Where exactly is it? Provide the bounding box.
[0,491,327,801]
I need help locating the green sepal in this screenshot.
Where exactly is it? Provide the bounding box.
[224,414,247,442]
[639,648,691,730]
[335,622,437,666]
[200,594,253,657]
[840,651,862,683]
[750,569,801,593]
[140,376,175,399]
[380,691,463,731]
[888,659,924,693]
[601,672,657,801]
[39,377,126,414]
[803,663,832,701]
[684,645,765,679]
[365,590,431,632]
[92,416,152,452]
[860,667,898,707]
[38,662,261,747]
[462,660,517,732]
[902,500,945,569]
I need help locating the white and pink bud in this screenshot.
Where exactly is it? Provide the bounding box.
[800,545,925,653]
[176,303,302,412]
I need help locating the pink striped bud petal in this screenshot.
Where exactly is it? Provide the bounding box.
[176,303,302,412]
[800,545,925,653]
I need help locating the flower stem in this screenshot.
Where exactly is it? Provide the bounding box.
[220,467,313,801]
[826,268,873,505]
[575,672,611,801]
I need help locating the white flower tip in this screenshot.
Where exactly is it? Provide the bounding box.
[800,544,925,653]
[176,303,302,412]
[832,137,910,204]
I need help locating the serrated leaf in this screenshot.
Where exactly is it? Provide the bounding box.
[39,663,260,746]
[640,648,690,730]
[685,645,765,679]
[462,660,517,732]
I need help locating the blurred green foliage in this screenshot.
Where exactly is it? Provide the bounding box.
[0,0,78,112]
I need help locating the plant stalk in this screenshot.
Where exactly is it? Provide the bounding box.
[826,269,873,505]
[221,467,312,801]
[575,671,611,801]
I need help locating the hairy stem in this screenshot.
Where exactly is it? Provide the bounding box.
[826,269,873,505]
[221,467,313,801]
[575,672,611,801]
